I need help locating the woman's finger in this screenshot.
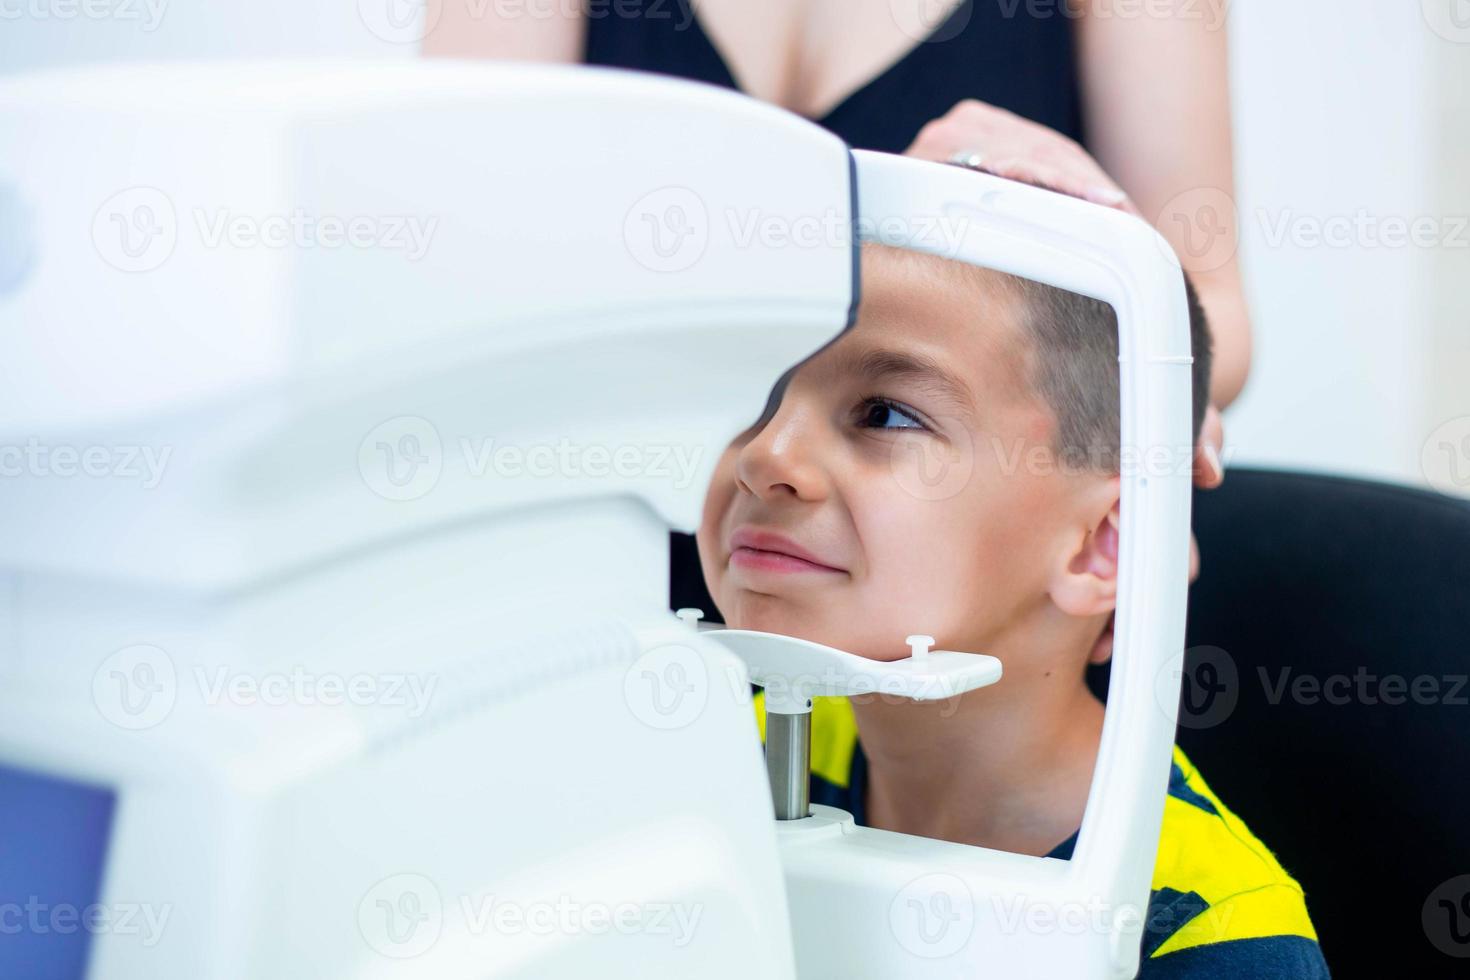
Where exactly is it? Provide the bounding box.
[905,99,1136,214]
[1194,405,1225,489]
[974,157,1119,209]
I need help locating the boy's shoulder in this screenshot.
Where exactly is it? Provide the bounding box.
[752,692,1330,977]
[1141,745,1327,976]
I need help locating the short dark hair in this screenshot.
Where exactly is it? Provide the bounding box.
[1009,272,1213,471]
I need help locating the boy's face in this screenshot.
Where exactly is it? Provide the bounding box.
[697,251,1114,665]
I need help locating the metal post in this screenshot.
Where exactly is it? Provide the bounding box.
[766,709,811,820]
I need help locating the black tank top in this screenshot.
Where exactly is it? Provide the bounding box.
[582,0,1087,153]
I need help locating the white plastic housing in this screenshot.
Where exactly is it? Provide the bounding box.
[0,59,856,589]
[0,61,860,980]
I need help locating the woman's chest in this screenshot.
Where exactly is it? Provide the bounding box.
[689,0,970,119]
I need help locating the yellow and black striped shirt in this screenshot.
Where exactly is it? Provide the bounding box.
[755,692,1330,977]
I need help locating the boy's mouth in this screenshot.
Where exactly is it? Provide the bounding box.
[728,526,847,575]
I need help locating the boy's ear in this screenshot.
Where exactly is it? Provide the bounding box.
[1047,479,1121,620]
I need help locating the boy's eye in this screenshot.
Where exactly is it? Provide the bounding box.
[856,396,928,431]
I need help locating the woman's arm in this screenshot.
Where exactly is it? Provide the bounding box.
[1075,0,1250,408]
[421,0,584,61]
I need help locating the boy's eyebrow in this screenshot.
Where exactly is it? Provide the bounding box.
[838,345,977,420]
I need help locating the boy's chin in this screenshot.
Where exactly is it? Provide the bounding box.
[719,599,908,662]
[721,596,824,643]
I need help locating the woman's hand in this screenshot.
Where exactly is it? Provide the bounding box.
[904,98,1140,214]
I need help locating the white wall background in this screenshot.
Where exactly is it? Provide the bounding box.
[0,2,414,67]
[1226,0,1470,497]
[2,0,1466,495]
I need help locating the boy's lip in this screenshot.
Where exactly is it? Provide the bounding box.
[728,526,847,574]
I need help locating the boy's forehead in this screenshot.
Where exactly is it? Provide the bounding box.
[835,252,1033,400]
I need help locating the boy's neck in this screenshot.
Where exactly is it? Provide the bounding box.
[851,671,1105,857]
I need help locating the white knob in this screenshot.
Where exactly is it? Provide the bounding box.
[675,608,704,632]
[905,634,935,659]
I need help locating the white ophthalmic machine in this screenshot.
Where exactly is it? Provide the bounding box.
[0,60,1196,979]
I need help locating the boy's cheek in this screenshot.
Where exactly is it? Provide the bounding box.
[696,450,737,541]
[851,496,1012,646]
[695,472,738,611]
[693,517,725,609]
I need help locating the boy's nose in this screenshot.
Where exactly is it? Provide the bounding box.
[734,399,833,504]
